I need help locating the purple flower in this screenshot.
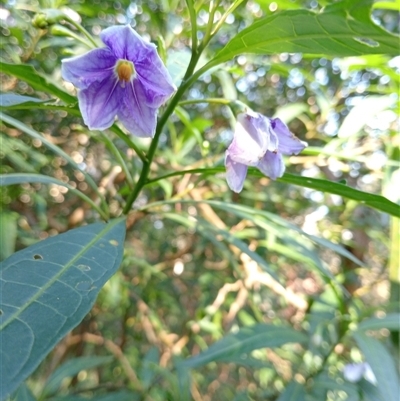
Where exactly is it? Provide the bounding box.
[225,111,307,192]
[343,362,377,385]
[61,25,176,137]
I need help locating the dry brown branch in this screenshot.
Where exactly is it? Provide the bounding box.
[68,333,142,390]
[189,190,308,313]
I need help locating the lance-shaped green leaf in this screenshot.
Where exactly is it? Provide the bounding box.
[276,381,306,401]
[353,331,400,401]
[42,356,114,397]
[180,324,307,368]
[0,113,109,218]
[203,0,399,72]
[0,93,54,108]
[357,313,400,331]
[0,62,75,104]
[279,173,400,218]
[0,219,126,400]
[0,174,108,221]
[146,168,400,218]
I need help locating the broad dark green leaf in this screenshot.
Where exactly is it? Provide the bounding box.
[42,356,114,396]
[276,381,306,401]
[206,0,399,70]
[353,331,400,401]
[11,384,37,401]
[0,219,126,400]
[0,62,75,104]
[357,313,400,331]
[180,324,307,368]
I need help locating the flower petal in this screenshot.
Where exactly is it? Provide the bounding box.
[136,59,176,108]
[225,153,248,193]
[100,25,152,61]
[117,80,157,137]
[78,75,122,130]
[257,151,285,180]
[61,48,116,90]
[228,112,271,166]
[272,118,307,155]
[343,363,365,383]
[363,363,377,385]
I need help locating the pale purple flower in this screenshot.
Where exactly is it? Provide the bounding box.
[343,362,377,385]
[61,25,176,137]
[225,111,307,192]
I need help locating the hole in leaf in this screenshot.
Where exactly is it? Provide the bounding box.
[77,264,91,272]
[353,37,379,47]
[33,254,43,260]
[109,239,119,246]
[75,281,92,291]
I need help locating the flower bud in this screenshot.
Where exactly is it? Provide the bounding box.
[49,24,74,37]
[32,9,64,29]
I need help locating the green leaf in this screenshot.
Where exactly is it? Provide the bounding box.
[0,62,75,104]
[353,331,400,401]
[42,356,114,396]
[357,313,400,331]
[373,0,400,10]
[0,113,109,218]
[147,168,400,218]
[138,347,160,390]
[167,49,191,85]
[0,212,18,261]
[337,95,395,138]
[49,392,140,401]
[0,174,108,220]
[276,381,306,401]
[11,384,37,401]
[195,199,358,278]
[163,213,280,282]
[180,324,307,368]
[279,173,400,218]
[0,218,126,400]
[205,0,399,70]
[0,93,53,108]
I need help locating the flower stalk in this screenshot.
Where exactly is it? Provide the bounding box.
[122,45,205,214]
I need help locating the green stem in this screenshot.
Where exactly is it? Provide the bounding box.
[186,0,198,54]
[211,0,246,36]
[98,132,134,189]
[201,0,220,50]
[179,98,249,111]
[109,124,147,164]
[63,16,98,48]
[122,51,204,214]
[146,167,223,186]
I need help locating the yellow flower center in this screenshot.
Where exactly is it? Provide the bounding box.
[116,60,135,84]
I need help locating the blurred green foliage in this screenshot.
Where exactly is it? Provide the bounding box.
[0,0,399,400]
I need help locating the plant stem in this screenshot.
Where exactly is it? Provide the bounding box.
[122,51,203,214]
[64,16,98,48]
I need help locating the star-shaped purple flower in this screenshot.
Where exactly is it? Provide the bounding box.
[61,25,176,137]
[225,111,307,192]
